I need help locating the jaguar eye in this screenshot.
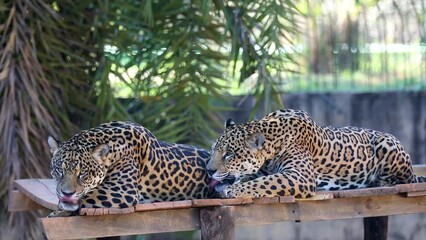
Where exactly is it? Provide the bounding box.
[54,170,63,179]
[224,152,234,162]
[79,172,88,180]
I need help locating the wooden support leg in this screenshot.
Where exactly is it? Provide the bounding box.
[363,216,388,240]
[200,206,235,240]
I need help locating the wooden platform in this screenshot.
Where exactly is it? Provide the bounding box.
[8,165,426,240]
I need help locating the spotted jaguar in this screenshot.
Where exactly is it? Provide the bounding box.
[48,121,212,216]
[207,109,425,198]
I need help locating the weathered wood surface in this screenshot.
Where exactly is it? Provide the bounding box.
[192,198,253,207]
[333,186,398,198]
[14,179,59,210]
[405,190,426,197]
[38,193,426,239]
[8,190,46,212]
[298,194,426,221]
[80,206,135,216]
[135,200,192,212]
[40,208,200,240]
[396,183,426,193]
[200,206,235,240]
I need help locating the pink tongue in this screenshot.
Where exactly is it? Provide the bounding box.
[208,179,220,188]
[60,196,78,205]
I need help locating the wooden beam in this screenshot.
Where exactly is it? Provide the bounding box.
[234,203,299,226]
[333,186,398,198]
[80,207,135,216]
[234,194,426,225]
[252,197,280,205]
[38,193,426,239]
[40,208,200,239]
[406,190,426,197]
[296,194,426,221]
[396,183,426,193]
[135,200,192,212]
[8,190,47,211]
[192,198,252,207]
[200,206,235,240]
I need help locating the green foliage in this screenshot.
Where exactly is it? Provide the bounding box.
[0,0,95,238]
[88,0,300,145]
[0,0,301,238]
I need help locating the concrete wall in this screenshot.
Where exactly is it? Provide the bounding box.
[222,91,426,240]
[226,91,426,164]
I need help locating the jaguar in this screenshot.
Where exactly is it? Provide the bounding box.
[48,121,212,216]
[207,109,425,198]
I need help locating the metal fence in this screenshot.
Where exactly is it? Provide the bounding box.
[281,0,426,92]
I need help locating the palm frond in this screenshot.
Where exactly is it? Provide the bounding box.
[0,0,302,238]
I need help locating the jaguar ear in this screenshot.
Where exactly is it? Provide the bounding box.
[225,118,236,128]
[246,133,265,150]
[92,144,110,166]
[47,136,59,154]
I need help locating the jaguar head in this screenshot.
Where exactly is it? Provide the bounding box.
[206,119,267,188]
[48,137,111,211]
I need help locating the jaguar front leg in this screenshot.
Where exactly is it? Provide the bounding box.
[81,156,140,209]
[218,151,317,199]
[218,169,316,198]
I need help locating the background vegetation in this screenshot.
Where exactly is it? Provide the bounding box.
[0,0,298,238]
[1,0,425,239]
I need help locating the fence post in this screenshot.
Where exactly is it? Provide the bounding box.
[363,216,388,240]
[200,206,235,240]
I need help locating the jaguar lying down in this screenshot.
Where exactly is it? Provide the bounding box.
[207,109,426,198]
[48,121,212,216]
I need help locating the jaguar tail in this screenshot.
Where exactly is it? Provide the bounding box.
[415,175,426,183]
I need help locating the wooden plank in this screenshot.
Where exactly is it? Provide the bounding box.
[135,200,192,212]
[405,190,426,197]
[364,216,388,240]
[252,197,280,205]
[333,186,397,198]
[250,196,297,204]
[396,182,426,193]
[200,206,235,240]
[14,179,59,210]
[234,203,299,227]
[192,198,252,207]
[39,208,200,239]
[296,194,426,222]
[8,190,47,211]
[38,193,426,239]
[80,207,135,216]
[279,196,296,203]
[235,194,426,226]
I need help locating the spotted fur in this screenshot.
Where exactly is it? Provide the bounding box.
[48,121,211,213]
[207,109,424,198]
